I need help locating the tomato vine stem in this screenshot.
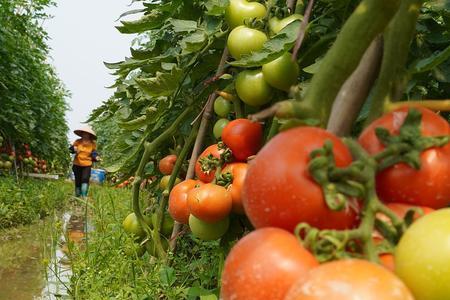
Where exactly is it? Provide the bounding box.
[131,107,192,261]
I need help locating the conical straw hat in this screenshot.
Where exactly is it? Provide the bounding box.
[74,125,97,139]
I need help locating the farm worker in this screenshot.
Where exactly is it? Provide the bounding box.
[69,125,100,197]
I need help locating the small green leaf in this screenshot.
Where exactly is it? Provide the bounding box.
[180,31,208,54]
[204,0,230,16]
[135,67,183,97]
[168,19,198,33]
[409,45,450,74]
[116,10,169,34]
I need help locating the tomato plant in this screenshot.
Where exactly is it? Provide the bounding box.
[221,228,318,300]
[262,52,299,92]
[227,26,268,60]
[214,96,232,117]
[213,118,230,139]
[359,107,450,209]
[159,175,181,190]
[243,127,359,232]
[169,179,203,224]
[225,0,266,29]
[221,163,248,214]
[285,259,414,300]
[159,154,177,175]
[195,144,224,183]
[122,213,151,238]
[268,14,303,35]
[187,183,232,223]
[189,214,229,241]
[395,208,450,300]
[222,119,262,161]
[235,69,273,107]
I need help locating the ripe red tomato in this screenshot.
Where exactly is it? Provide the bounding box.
[220,227,318,300]
[222,119,262,161]
[195,144,224,183]
[359,107,450,209]
[158,154,177,175]
[285,259,414,300]
[222,163,248,214]
[187,183,232,223]
[243,127,359,232]
[168,179,203,224]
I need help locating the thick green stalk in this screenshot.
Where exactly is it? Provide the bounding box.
[131,107,192,260]
[301,0,401,125]
[365,0,424,124]
[154,120,199,254]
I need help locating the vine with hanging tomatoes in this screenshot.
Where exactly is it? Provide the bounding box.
[91,0,450,299]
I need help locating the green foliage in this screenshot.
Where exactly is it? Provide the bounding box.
[0,0,70,168]
[69,185,223,299]
[0,177,72,229]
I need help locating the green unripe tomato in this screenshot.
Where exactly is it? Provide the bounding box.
[268,14,303,35]
[3,161,12,169]
[0,161,4,169]
[235,69,273,107]
[262,53,299,91]
[213,119,230,139]
[151,212,174,237]
[225,0,267,29]
[159,175,181,190]
[395,208,450,300]
[189,215,230,241]
[214,96,232,117]
[227,26,268,60]
[122,213,152,238]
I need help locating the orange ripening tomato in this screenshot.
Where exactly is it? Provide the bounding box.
[379,253,395,272]
[187,183,232,223]
[158,154,177,175]
[358,107,450,209]
[222,163,248,214]
[220,227,318,300]
[168,179,203,224]
[285,259,414,300]
[195,144,224,183]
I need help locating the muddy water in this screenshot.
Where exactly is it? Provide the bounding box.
[0,208,87,300]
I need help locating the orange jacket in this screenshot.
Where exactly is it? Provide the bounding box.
[72,139,96,167]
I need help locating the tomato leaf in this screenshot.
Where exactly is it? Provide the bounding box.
[230,20,301,67]
[409,44,450,74]
[135,67,183,97]
[204,0,229,16]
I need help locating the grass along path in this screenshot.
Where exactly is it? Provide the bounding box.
[67,185,224,299]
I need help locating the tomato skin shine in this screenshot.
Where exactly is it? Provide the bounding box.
[285,259,414,300]
[358,107,450,209]
[220,228,318,300]
[243,127,359,232]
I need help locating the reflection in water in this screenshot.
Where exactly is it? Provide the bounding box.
[0,208,88,300]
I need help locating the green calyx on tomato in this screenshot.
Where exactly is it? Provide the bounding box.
[225,0,267,29]
[268,14,303,35]
[213,118,230,139]
[358,107,450,209]
[262,52,299,92]
[235,69,273,107]
[189,214,230,241]
[227,26,268,60]
[214,96,232,117]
